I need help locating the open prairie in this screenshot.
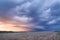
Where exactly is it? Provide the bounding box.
[0,32,60,40]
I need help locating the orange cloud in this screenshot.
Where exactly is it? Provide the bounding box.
[0,18,32,31]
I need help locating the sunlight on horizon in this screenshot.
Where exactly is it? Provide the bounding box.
[0,20,31,31]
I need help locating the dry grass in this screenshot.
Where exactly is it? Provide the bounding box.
[0,32,60,40]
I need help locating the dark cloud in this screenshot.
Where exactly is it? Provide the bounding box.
[0,0,29,20]
[51,2,60,17]
[0,0,60,31]
[26,0,60,31]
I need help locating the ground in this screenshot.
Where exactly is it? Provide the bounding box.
[0,32,60,40]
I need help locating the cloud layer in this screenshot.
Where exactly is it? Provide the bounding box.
[0,0,60,31]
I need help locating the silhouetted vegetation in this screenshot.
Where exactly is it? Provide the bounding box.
[0,31,14,33]
[56,31,60,35]
[0,31,28,33]
[54,31,60,35]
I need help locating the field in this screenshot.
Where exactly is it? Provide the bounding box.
[0,32,60,40]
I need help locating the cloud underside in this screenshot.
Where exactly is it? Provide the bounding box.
[0,0,60,31]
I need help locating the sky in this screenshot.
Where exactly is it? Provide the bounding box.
[0,0,60,31]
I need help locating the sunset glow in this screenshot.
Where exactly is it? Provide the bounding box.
[0,19,31,31]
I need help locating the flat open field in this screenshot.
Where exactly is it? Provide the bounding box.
[0,32,60,40]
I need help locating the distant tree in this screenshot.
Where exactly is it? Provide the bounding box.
[0,31,14,33]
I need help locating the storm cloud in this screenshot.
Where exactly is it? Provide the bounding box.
[0,0,60,31]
